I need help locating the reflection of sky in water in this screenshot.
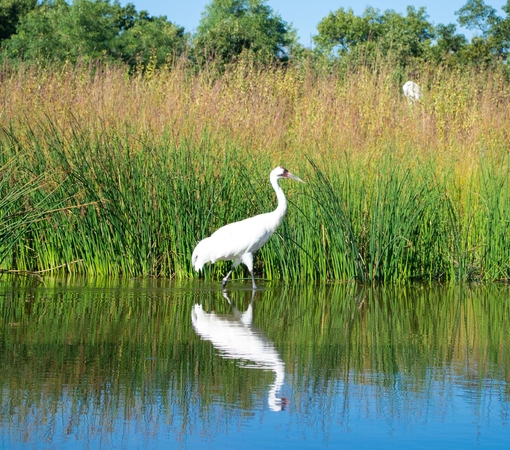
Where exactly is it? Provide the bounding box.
[10,367,505,450]
[7,355,505,446]
[317,369,507,448]
[176,367,508,449]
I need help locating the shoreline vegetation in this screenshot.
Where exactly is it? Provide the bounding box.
[1,59,510,283]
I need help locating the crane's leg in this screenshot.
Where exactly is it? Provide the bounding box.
[250,271,258,290]
[221,267,234,288]
[222,260,240,289]
[241,253,258,290]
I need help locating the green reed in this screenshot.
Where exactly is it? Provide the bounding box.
[0,116,510,282]
[1,60,510,284]
[478,153,510,280]
[4,120,247,277]
[0,148,67,271]
[298,155,456,283]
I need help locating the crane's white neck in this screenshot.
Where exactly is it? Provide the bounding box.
[270,173,288,226]
[268,361,286,411]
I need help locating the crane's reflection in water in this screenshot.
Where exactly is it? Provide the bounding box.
[191,291,287,412]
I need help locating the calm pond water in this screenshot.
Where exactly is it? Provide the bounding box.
[0,277,509,449]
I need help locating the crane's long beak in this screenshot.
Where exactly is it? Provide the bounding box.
[287,172,305,183]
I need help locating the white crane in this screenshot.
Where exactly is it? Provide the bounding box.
[191,291,287,412]
[192,166,304,289]
[402,80,423,104]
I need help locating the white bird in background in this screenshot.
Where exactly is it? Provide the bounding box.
[192,166,304,289]
[191,291,287,412]
[402,80,423,104]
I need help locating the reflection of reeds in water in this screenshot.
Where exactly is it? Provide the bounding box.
[0,280,509,440]
[253,283,510,409]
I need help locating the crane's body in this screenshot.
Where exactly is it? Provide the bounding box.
[402,80,422,103]
[192,166,303,289]
[193,210,281,266]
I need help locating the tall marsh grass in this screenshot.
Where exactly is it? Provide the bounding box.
[1,60,510,282]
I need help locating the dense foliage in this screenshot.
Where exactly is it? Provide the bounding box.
[193,0,298,65]
[1,0,188,66]
[313,6,435,66]
[0,0,37,41]
[1,0,510,70]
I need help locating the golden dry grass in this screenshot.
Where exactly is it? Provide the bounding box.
[2,60,509,169]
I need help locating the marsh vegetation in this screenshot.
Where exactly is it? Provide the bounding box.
[0,58,509,283]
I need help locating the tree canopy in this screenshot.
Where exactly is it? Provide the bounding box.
[314,5,450,66]
[311,1,510,68]
[192,0,298,66]
[0,0,37,41]
[2,0,187,66]
[1,0,510,73]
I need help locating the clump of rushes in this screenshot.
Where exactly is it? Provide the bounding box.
[0,57,509,282]
[0,148,69,272]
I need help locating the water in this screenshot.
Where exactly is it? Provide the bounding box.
[0,278,509,449]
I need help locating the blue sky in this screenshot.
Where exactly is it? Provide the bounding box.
[121,1,508,45]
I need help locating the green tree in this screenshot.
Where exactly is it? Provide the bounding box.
[456,0,499,35]
[2,0,187,66]
[376,6,434,61]
[493,1,510,58]
[4,0,70,61]
[431,23,468,63]
[193,0,298,66]
[455,0,510,63]
[117,11,187,66]
[313,7,373,55]
[313,6,434,66]
[0,0,37,42]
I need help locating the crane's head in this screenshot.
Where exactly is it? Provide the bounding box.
[272,166,304,183]
[192,239,210,272]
